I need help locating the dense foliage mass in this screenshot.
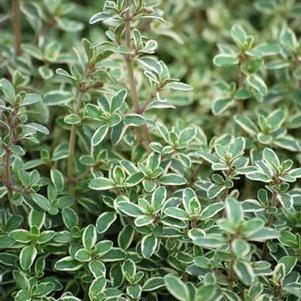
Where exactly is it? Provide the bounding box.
[0,0,301,300]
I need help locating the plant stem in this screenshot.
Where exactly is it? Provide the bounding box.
[124,0,140,113]
[67,90,84,195]
[67,61,94,193]
[261,191,277,259]
[12,0,22,56]
[123,1,152,150]
[5,148,17,214]
[3,107,19,214]
[241,178,253,199]
[125,58,140,113]
[189,162,203,185]
[140,85,163,114]
[227,258,235,289]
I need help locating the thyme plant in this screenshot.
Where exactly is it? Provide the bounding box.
[0,0,301,300]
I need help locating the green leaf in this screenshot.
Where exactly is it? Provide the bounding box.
[88,177,114,190]
[248,227,278,242]
[191,235,225,249]
[59,296,81,301]
[165,82,193,91]
[200,202,224,220]
[242,218,265,236]
[280,26,297,50]
[50,169,64,191]
[178,127,197,145]
[44,90,73,106]
[89,276,106,299]
[134,215,154,227]
[164,274,190,301]
[127,172,144,186]
[282,283,301,298]
[111,89,127,112]
[199,151,219,164]
[23,44,43,60]
[122,258,136,278]
[263,147,280,168]
[207,183,227,199]
[138,57,162,74]
[100,247,126,262]
[233,260,255,286]
[225,197,243,225]
[89,12,110,24]
[228,137,245,157]
[268,108,286,128]
[246,171,271,183]
[116,199,143,217]
[164,207,189,220]
[196,285,217,301]
[64,114,81,125]
[160,174,186,185]
[231,239,250,257]
[127,285,142,299]
[231,25,248,47]
[55,256,82,271]
[152,186,167,211]
[0,235,16,249]
[56,68,77,80]
[146,151,161,171]
[57,18,83,32]
[273,263,285,283]
[89,260,106,278]
[10,230,31,243]
[25,123,49,135]
[213,54,239,67]
[234,115,258,135]
[0,253,18,266]
[30,193,51,211]
[143,277,165,291]
[13,270,30,290]
[118,225,135,250]
[95,240,113,256]
[124,114,145,126]
[246,74,268,98]
[38,66,54,79]
[0,78,15,101]
[82,224,97,250]
[289,168,301,178]
[212,98,233,115]
[20,245,37,270]
[35,282,55,297]
[22,93,42,106]
[15,289,31,301]
[141,234,158,258]
[91,125,109,146]
[75,248,91,262]
[133,28,143,49]
[6,215,23,231]
[37,231,55,244]
[96,212,117,234]
[62,208,78,230]
[29,213,45,235]
[279,256,297,275]
[143,39,158,53]
[247,43,281,57]
[279,231,296,248]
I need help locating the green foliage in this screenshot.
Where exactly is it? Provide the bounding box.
[0,0,301,300]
